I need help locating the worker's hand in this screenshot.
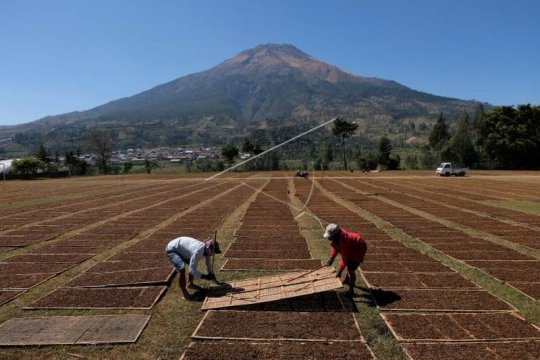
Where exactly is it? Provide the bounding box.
[335,270,343,279]
[324,257,335,266]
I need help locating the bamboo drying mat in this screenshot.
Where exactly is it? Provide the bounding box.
[202,267,342,310]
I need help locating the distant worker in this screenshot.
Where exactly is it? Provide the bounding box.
[323,223,367,297]
[165,236,221,300]
[295,170,309,178]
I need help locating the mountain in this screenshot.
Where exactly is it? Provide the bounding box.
[0,44,483,154]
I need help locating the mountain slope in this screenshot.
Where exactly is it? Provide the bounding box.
[0,44,481,152]
[77,43,473,121]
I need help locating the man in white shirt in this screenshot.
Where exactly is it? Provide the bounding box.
[165,236,221,300]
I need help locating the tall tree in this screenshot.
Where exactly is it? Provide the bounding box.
[472,104,485,143]
[332,117,358,170]
[64,150,85,176]
[428,113,450,164]
[144,159,159,174]
[443,112,479,166]
[242,139,254,154]
[478,105,540,169]
[221,144,239,166]
[324,142,333,163]
[86,129,114,174]
[377,136,392,168]
[35,142,49,163]
[242,138,262,155]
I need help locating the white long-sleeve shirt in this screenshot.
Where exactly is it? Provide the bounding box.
[165,236,212,278]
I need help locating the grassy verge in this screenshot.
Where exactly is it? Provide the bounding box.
[483,199,540,215]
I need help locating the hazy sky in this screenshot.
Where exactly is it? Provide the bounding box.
[1,0,539,125]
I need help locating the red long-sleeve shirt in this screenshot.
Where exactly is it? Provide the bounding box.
[330,228,367,272]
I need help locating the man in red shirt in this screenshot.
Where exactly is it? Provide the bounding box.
[323,223,367,296]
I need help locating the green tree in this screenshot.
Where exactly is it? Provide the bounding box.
[478,105,540,169]
[241,138,262,155]
[241,138,266,171]
[144,159,160,174]
[195,159,213,172]
[214,160,225,172]
[404,154,419,170]
[12,157,45,178]
[221,144,239,166]
[324,142,333,163]
[332,118,358,170]
[64,150,87,176]
[377,136,392,168]
[241,138,255,154]
[79,160,88,176]
[123,161,133,174]
[472,104,485,143]
[357,152,378,171]
[35,142,49,163]
[420,145,436,169]
[387,154,401,170]
[428,113,451,164]
[321,159,330,170]
[443,112,479,166]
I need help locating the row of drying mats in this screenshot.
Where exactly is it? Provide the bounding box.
[332,177,540,300]
[0,181,256,346]
[180,178,376,360]
[293,179,540,359]
[3,174,536,357]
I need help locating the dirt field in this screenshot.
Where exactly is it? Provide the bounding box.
[0,171,539,359]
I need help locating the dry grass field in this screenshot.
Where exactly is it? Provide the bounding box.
[0,170,538,359]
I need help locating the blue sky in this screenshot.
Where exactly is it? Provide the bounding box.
[1,0,539,125]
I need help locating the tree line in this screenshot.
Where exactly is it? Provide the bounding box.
[220,118,399,172]
[427,104,540,169]
[238,104,540,171]
[10,103,539,177]
[10,129,143,177]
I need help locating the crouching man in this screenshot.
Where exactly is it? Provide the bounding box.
[323,223,367,297]
[165,236,221,300]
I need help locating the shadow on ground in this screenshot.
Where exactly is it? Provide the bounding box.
[361,287,401,307]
